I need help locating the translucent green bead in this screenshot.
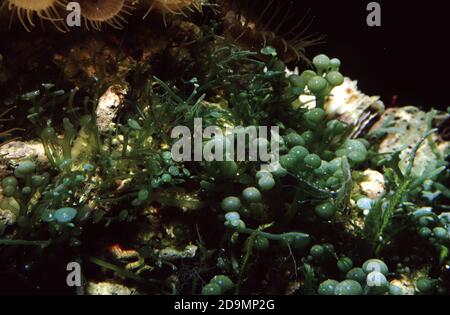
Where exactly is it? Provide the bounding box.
[326,71,344,86]
[138,189,149,201]
[307,76,328,95]
[318,279,339,295]
[16,160,36,175]
[210,275,234,292]
[242,187,262,203]
[3,185,16,197]
[289,74,306,89]
[289,146,309,161]
[337,257,353,273]
[304,108,325,124]
[201,283,222,295]
[221,196,241,212]
[304,154,322,169]
[284,132,305,147]
[258,175,275,191]
[312,54,331,72]
[54,207,77,223]
[330,58,341,70]
[2,176,18,188]
[315,202,337,220]
[362,259,389,276]
[334,280,363,295]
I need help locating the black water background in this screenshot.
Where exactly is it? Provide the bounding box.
[290,0,449,110]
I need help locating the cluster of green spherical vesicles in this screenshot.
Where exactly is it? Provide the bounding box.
[146,151,191,189]
[316,258,406,295]
[288,54,344,103]
[220,166,279,220]
[201,275,235,295]
[415,213,449,244]
[0,161,49,216]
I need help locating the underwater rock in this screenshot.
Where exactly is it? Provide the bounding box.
[0,140,47,169]
[86,281,138,295]
[0,208,16,235]
[359,169,386,199]
[324,77,385,136]
[371,106,449,177]
[96,85,128,133]
[158,244,198,261]
[297,77,384,136]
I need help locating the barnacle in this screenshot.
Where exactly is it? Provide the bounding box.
[78,0,135,31]
[1,0,67,32]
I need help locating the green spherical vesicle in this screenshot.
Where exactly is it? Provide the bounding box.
[416,277,434,294]
[289,145,309,161]
[304,154,322,169]
[31,175,46,188]
[330,58,341,70]
[419,227,432,238]
[279,154,297,171]
[258,175,275,191]
[304,108,326,124]
[433,227,448,240]
[326,71,344,86]
[301,131,314,144]
[326,176,340,188]
[242,187,262,203]
[289,74,306,89]
[210,275,234,292]
[256,170,271,180]
[299,70,317,84]
[389,284,405,295]
[346,268,367,284]
[366,271,388,289]
[161,173,172,183]
[221,196,241,212]
[41,209,55,223]
[219,161,238,179]
[337,257,353,273]
[21,186,32,195]
[201,283,222,295]
[54,207,78,223]
[3,185,16,197]
[362,259,389,276]
[309,244,325,258]
[315,202,337,220]
[138,189,149,201]
[318,279,339,295]
[307,76,328,95]
[16,160,36,175]
[312,54,331,72]
[2,176,18,188]
[284,133,305,147]
[334,280,363,295]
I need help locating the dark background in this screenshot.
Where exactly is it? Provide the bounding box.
[268,0,449,110]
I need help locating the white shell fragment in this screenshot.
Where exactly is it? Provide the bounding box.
[95,85,128,133]
[324,77,385,126]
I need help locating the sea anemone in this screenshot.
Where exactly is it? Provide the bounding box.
[78,0,135,31]
[1,0,67,32]
[220,0,324,64]
[143,0,203,20]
